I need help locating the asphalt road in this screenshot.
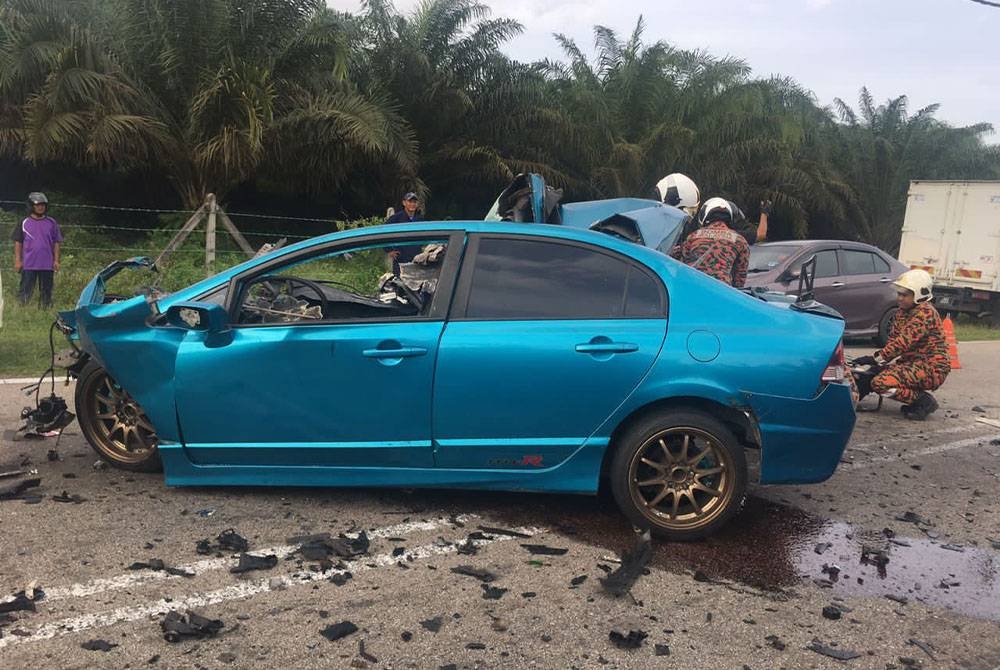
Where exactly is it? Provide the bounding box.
[1,343,999,670]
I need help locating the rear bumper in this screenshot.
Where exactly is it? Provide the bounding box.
[748,382,856,484]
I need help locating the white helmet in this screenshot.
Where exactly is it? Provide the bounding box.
[697,197,734,226]
[654,173,700,210]
[893,269,933,303]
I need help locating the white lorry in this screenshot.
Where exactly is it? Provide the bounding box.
[898,180,1000,326]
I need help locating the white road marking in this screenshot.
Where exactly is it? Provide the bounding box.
[0,525,541,650]
[35,515,478,603]
[841,435,996,471]
[848,422,991,452]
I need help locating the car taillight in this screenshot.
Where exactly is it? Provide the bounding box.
[821,341,846,384]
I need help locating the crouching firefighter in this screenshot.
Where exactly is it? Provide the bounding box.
[852,269,950,420]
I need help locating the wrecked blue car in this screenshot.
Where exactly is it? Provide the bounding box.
[56,189,855,540]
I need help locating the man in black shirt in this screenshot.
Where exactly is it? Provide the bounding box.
[385,192,423,275]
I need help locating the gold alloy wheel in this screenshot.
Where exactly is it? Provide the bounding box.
[627,426,734,532]
[85,371,158,464]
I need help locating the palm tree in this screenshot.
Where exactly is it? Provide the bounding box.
[0,0,416,208]
[831,87,999,252]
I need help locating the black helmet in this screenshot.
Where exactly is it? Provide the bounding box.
[28,192,48,206]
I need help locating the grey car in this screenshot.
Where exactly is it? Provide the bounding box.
[744,240,909,344]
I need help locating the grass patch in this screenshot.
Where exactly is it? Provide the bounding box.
[952,316,1000,342]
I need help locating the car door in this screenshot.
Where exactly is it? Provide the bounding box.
[171,231,462,468]
[800,247,842,310]
[432,234,667,470]
[836,248,895,331]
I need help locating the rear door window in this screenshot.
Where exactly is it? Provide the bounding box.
[842,250,878,275]
[463,237,664,319]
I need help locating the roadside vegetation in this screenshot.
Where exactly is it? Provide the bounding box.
[1,0,998,374]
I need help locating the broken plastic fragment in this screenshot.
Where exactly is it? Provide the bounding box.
[450,565,497,582]
[807,640,861,660]
[320,621,358,642]
[481,584,507,600]
[0,478,41,501]
[81,639,118,652]
[600,530,651,597]
[420,616,443,633]
[230,553,278,574]
[519,544,568,556]
[609,628,647,649]
[477,525,531,538]
[161,610,224,643]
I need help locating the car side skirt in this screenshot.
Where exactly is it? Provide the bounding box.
[159,440,608,494]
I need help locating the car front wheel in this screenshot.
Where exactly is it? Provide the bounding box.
[75,362,161,472]
[610,409,747,540]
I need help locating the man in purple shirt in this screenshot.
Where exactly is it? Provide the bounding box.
[11,192,62,308]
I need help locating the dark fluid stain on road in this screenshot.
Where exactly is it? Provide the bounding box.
[461,491,1000,622]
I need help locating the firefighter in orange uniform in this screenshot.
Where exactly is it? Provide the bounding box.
[672,197,750,287]
[852,269,950,420]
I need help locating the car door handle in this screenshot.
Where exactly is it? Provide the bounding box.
[363,346,428,359]
[575,342,639,354]
[879,277,892,283]
[830,281,845,287]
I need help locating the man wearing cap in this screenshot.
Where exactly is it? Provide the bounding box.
[12,192,63,308]
[385,192,423,275]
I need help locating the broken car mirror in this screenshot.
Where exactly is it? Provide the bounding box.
[165,302,230,333]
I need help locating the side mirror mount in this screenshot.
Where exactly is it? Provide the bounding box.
[165,302,230,334]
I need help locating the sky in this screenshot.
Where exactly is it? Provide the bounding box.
[327,0,999,135]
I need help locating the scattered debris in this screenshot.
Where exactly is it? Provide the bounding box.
[0,477,41,501]
[401,631,413,642]
[570,575,588,587]
[229,553,278,574]
[329,572,353,586]
[821,564,841,581]
[609,628,647,650]
[450,566,497,582]
[466,642,486,650]
[807,639,862,660]
[161,610,224,643]
[860,545,889,577]
[654,643,670,656]
[81,639,118,652]
[822,606,842,620]
[520,544,568,556]
[765,635,786,651]
[359,639,378,663]
[0,468,37,480]
[940,544,965,553]
[320,621,359,642]
[972,405,986,413]
[127,559,194,578]
[907,638,937,660]
[197,528,249,555]
[814,542,833,555]
[481,584,508,600]
[937,577,961,589]
[0,584,44,614]
[420,616,443,633]
[51,490,86,504]
[885,594,909,605]
[195,508,215,517]
[92,460,108,471]
[46,450,59,462]
[477,525,531,539]
[290,532,371,560]
[600,529,652,597]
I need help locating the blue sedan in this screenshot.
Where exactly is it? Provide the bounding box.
[58,202,855,540]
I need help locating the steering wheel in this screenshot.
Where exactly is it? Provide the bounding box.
[384,276,426,313]
[246,275,330,320]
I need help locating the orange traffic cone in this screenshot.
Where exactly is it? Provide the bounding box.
[942,316,962,370]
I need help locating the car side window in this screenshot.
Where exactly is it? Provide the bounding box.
[464,238,662,319]
[873,254,891,274]
[814,250,839,278]
[842,250,877,275]
[235,237,448,325]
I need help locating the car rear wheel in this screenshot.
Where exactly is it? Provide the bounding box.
[610,409,747,540]
[877,307,897,346]
[75,362,161,472]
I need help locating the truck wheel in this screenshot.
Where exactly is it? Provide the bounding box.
[991,297,1000,329]
[75,362,162,472]
[610,409,747,541]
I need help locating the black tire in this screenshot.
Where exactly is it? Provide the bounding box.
[610,409,747,541]
[877,307,897,347]
[75,362,161,472]
[990,296,1000,329]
